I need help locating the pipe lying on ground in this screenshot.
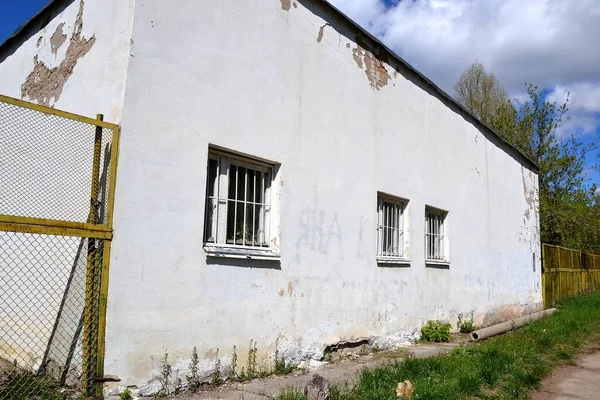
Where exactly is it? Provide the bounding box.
[469,308,557,341]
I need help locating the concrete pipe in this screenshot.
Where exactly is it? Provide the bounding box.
[469,308,557,341]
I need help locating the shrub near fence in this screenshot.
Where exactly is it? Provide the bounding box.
[542,244,600,308]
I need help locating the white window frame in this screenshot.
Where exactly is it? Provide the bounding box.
[203,149,279,260]
[376,193,410,264]
[425,207,449,264]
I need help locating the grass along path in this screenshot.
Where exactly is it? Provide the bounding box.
[278,290,600,400]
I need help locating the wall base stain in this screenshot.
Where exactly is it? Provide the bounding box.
[21,0,95,106]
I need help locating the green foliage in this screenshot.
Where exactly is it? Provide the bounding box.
[211,348,222,385]
[455,62,600,252]
[156,353,172,397]
[457,312,477,334]
[275,387,308,400]
[317,289,600,400]
[173,374,183,395]
[228,345,238,381]
[186,346,200,391]
[0,370,62,400]
[420,320,452,342]
[120,388,133,400]
[245,339,258,380]
[274,339,297,375]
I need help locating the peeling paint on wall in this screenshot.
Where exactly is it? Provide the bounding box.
[50,23,67,55]
[21,0,96,106]
[280,0,291,11]
[351,40,391,90]
[316,24,330,43]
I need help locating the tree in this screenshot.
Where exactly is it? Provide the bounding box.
[455,62,599,251]
[454,61,515,137]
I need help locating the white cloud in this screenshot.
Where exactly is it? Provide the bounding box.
[328,0,600,96]
[549,83,600,113]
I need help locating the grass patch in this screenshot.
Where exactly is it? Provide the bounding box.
[0,369,63,400]
[276,290,600,400]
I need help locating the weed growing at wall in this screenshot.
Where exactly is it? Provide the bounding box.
[240,340,258,380]
[173,373,182,395]
[156,353,172,397]
[228,345,238,381]
[274,289,600,400]
[211,348,222,385]
[186,347,200,391]
[119,388,133,400]
[420,320,452,342]
[274,339,297,375]
[457,312,477,334]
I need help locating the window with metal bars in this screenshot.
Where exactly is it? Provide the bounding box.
[376,194,407,260]
[425,208,448,262]
[204,150,271,248]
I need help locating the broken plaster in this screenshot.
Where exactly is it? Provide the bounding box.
[316,24,330,43]
[21,0,96,106]
[50,23,67,55]
[280,0,291,11]
[351,41,391,90]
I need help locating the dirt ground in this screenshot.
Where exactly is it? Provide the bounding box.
[531,341,600,400]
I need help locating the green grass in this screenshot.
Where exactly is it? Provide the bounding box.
[275,289,600,400]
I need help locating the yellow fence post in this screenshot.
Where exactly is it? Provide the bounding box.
[0,94,120,400]
[82,115,104,396]
[95,125,120,397]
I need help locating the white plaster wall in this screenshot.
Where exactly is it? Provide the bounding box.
[102,0,542,392]
[0,0,134,122]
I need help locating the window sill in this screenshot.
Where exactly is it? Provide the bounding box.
[425,259,450,268]
[204,245,280,261]
[377,257,411,266]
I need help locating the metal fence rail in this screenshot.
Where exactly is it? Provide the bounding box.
[542,244,600,308]
[0,94,120,399]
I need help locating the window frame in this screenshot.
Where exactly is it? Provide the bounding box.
[424,206,449,265]
[376,193,410,265]
[203,148,279,260]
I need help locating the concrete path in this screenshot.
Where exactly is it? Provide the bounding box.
[158,341,462,400]
[532,345,600,400]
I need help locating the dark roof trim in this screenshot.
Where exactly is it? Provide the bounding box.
[319,0,538,173]
[0,0,73,54]
[1,0,538,173]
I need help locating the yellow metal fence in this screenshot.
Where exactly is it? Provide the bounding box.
[0,95,120,399]
[542,244,600,308]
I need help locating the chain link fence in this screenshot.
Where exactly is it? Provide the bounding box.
[0,95,120,399]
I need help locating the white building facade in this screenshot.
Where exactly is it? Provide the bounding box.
[0,0,542,394]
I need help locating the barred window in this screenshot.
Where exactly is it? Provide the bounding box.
[376,194,407,259]
[425,207,448,262]
[204,150,271,248]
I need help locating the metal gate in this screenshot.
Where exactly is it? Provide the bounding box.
[0,95,120,399]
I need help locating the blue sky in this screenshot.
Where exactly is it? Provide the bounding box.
[1,0,598,188]
[0,0,48,44]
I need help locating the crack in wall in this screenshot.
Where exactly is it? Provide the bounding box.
[21,0,96,106]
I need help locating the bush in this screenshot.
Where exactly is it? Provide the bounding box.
[420,320,452,342]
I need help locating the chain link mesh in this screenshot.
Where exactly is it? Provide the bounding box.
[0,96,117,399]
[0,100,114,225]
